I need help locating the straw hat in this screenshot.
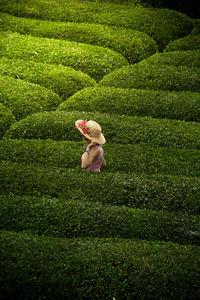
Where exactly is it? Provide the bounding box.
[75,120,106,145]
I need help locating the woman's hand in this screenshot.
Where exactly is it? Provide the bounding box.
[86,139,97,151]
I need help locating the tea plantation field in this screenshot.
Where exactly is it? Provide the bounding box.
[0,0,200,299]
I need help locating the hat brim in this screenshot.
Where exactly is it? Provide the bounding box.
[75,120,106,145]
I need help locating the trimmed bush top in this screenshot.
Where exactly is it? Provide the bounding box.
[0,103,16,138]
[0,31,128,81]
[0,57,96,100]
[164,34,200,52]
[139,50,200,68]
[58,87,200,122]
[0,75,61,120]
[1,194,200,245]
[4,111,200,150]
[1,162,200,214]
[0,12,158,64]
[1,139,200,177]
[99,63,200,92]
[0,0,194,50]
[1,230,200,299]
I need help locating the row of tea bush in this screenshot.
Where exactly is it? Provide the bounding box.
[4,111,200,150]
[1,230,199,299]
[1,194,199,245]
[0,57,96,100]
[0,163,199,214]
[0,0,194,49]
[0,75,61,120]
[1,139,200,177]
[0,31,128,81]
[0,12,158,64]
[58,87,200,122]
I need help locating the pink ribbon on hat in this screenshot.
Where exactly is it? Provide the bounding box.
[75,120,94,136]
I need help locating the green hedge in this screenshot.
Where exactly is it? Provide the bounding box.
[191,20,200,35]
[139,50,200,68]
[1,139,200,177]
[57,87,200,122]
[0,0,194,50]
[1,194,199,245]
[0,31,128,81]
[0,162,199,214]
[0,57,96,100]
[99,63,200,92]
[4,111,200,150]
[0,13,158,64]
[164,34,200,52]
[1,230,200,299]
[0,103,16,138]
[0,75,61,120]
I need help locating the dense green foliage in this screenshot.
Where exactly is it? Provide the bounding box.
[0,103,16,138]
[99,63,200,91]
[0,0,199,297]
[4,111,200,150]
[0,75,61,120]
[191,20,200,35]
[139,50,200,68]
[0,12,158,64]
[0,0,194,50]
[1,139,200,177]
[0,163,200,213]
[1,230,200,299]
[164,34,200,52]
[58,87,200,122]
[1,194,199,245]
[0,57,96,100]
[0,31,128,81]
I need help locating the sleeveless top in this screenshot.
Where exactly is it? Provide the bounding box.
[82,145,104,172]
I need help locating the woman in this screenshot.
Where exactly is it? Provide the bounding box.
[75,119,106,172]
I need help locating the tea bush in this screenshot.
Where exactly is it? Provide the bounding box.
[1,194,199,245]
[0,57,96,100]
[0,103,16,138]
[1,230,199,299]
[4,111,200,149]
[0,0,194,50]
[0,12,158,64]
[58,87,200,122]
[0,31,128,81]
[0,162,199,214]
[191,20,200,35]
[0,75,61,120]
[139,50,200,68]
[99,63,200,92]
[164,34,200,52]
[1,139,200,177]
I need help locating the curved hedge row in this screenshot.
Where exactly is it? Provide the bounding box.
[58,87,200,122]
[4,111,200,150]
[139,50,200,68]
[0,103,16,139]
[99,64,200,92]
[0,75,61,120]
[0,57,96,101]
[0,13,158,64]
[1,231,199,299]
[191,20,200,35]
[1,194,199,245]
[0,31,128,81]
[0,162,199,214]
[0,0,194,50]
[1,139,200,177]
[164,34,200,52]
